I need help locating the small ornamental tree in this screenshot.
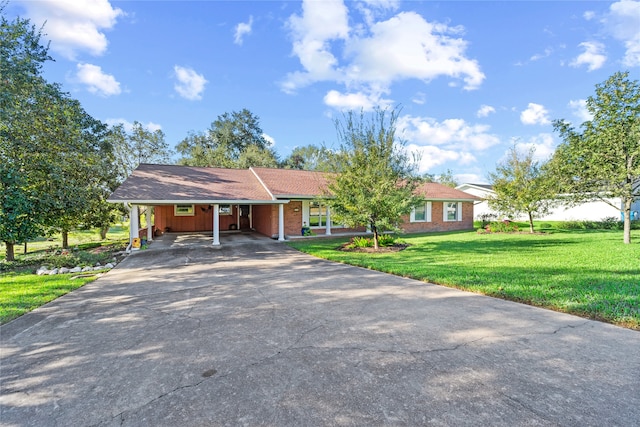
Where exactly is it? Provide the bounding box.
[551,71,640,244]
[488,145,554,233]
[326,108,421,249]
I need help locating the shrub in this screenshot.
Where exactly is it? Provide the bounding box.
[377,234,398,247]
[477,213,498,228]
[486,221,519,233]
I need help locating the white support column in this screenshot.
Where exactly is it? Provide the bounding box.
[146,207,153,242]
[325,205,332,236]
[213,203,220,246]
[129,204,139,250]
[278,204,285,241]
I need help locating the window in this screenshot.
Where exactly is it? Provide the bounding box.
[444,202,462,222]
[308,201,327,227]
[174,204,194,216]
[410,202,432,222]
[218,204,232,215]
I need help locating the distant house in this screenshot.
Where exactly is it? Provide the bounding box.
[108,164,480,247]
[455,183,638,222]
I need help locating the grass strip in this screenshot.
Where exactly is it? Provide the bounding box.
[0,273,98,324]
[287,230,640,329]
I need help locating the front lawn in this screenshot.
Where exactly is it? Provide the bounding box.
[0,273,98,324]
[287,230,640,329]
[0,226,129,324]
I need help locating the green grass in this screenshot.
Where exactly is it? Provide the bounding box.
[0,226,129,324]
[0,273,98,324]
[287,230,640,329]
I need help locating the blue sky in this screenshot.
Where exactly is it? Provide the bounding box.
[8,0,640,183]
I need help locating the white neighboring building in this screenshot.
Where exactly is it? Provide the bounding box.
[456,183,640,222]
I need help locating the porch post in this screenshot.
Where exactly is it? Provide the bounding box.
[146,207,153,242]
[278,203,285,241]
[129,204,139,250]
[213,203,220,246]
[325,205,332,236]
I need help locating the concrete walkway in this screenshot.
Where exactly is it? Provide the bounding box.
[1,239,639,426]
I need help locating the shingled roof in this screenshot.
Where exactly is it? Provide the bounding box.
[108,164,479,204]
[415,182,481,201]
[108,164,273,204]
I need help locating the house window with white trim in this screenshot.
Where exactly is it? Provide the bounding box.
[410,202,432,222]
[443,202,462,222]
[308,201,327,227]
[174,204,194,216]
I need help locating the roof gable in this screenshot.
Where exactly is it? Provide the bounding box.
[108,164,273,203]
[251,167,332,198]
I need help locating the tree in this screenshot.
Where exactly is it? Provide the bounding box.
[282,144,335,171]
[326,108,421,249]
[1,9,118,259]
[487,145,554,233]
[177,108,278,168]
[551,71,640,244]
[436,169,458,188]
[110,121,172,182]
[1,10,58,260]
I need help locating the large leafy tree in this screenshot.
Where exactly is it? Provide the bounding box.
[488,145,554,233]
[326,108,421,249]
[551,71,640,244]
[1,11,55,260]
[281,144,336,171]
[176,108,278,168]
[1,9,116,259]
[110,121,172,182]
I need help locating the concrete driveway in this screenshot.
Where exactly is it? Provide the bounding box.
[1,238,639,426]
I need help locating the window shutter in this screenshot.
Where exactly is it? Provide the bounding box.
[443,202,448,222]
[426,201,432,222]
[410,208,416,222]
[457,202,463,221]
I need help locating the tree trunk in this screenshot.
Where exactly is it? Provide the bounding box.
[372,224,379,250]
[528,212,535,234]
[24,242,27,255]
[623,197,632,244]
[62,230,69,249]
[5,242,15,261]
[100,226,109,240]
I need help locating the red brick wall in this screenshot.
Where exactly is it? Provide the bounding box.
[252,204,278,237]
[154,204,237,232]
[400,201,475,233]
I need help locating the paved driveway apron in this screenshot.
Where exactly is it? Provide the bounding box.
[1,239,639,426]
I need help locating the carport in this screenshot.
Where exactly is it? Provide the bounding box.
[107,164,290,250]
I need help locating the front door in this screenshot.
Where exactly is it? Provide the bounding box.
[239,205,251,230]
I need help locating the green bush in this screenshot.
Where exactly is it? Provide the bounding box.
[486,221,519,233]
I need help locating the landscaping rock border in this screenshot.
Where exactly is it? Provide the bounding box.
[36,260,117,276]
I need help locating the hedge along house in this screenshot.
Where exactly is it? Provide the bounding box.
[108,163,479,248]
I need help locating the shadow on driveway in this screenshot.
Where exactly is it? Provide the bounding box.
[1,240,639,426]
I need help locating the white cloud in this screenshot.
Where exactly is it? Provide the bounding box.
[323,89,392,111]
[603,0,640,67]
[262,133,275,147]
[570,41,607,71]
[398,115,501,151]
[105,118,162,132]
[568,99,593,123]
[456,173,487,185]
[75,63,121,96]
[520,103,550,126]
[407,144,476,173]
[529,47,552,62]
[18,0,123,60]
[283,1,484,110]
[234,16,253,45]
[513,134,556,161]
[583,10,596,20]
[173,65,207,100]
[476,105,495,118]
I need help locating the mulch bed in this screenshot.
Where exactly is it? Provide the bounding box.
[339,243,409,253]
